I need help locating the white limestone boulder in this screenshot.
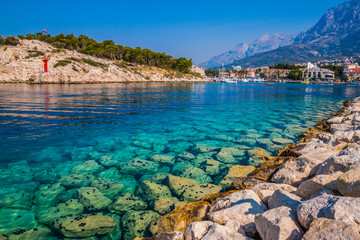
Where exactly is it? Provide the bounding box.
[251,183,297,204]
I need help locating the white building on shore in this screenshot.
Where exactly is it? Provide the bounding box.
[191,65,205,76]
[302,62,335,81]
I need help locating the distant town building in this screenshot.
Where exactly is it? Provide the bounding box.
[344,63,360,81]
[302,62,335,80]
[268,69,291,78]
[191,65,205,76]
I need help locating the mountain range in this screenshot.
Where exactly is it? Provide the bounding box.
[200,0,360,69]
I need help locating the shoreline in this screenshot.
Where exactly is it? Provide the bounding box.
[148,97,360,240]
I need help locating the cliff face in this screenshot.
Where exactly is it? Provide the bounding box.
[199,34,295,69]
[0,40,207,83]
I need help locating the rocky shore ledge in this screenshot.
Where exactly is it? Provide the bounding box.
[145,97,360,240]
[0,40,210,83]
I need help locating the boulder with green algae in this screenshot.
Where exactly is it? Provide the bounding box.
[60,173,95,188]
[36,199,84,225]
[54,213,116,238]
[203,159,220,175]
[110,193,147,213]
[71,160,104,174]
[77,187,112,211]
[57,188,77,203]
[194,152,217,165]
[152,197,180,215]
[121,211,160,240]
[168,175,199,197]
[34,183,66,208]
[102,214,122,240]
[247,148,271,166]
[218,165,256,188]
[119,158,159,174]
[140,174,168,185]
[151,154,175,165]
[178,152,195,160]
[91,179,124,199]
[180,167,212,184]
[136,181,172,201]
[150,201,210,234]
[0,191,33,209]
[0,208,39,235]
[97,167,121,180]
[8,227,52,240]
[171,161,194,175]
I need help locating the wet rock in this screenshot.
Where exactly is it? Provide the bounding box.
[71,160,104,174]
[171,161,194,175]
[203,159,220,175]
[77,187,112,211]
[120,158,159,174]
[34,183,66,208]
[57,188,77,203]
[36,199,84,224]
[216,147,243,163]
[60,173,95,188]
[193,152,216,166]
[247,148,271,166]
[255,206,304,240]
[336,167,360,197]
[251,183,296,205]
[152,197,180,215]
[228,177,265,191]
[207,190,267,237]
[91,178,124,199]
[136,181,172,201]
[104,213,122,240]
[194,144,220,153]
[218,165,255,188]
[33,168,58,184]
[180,167,212,184]
[54,213,116,238]
[296,172,343,199]
[182,184,222,202]
[316,145,360,174]
[0,208,39,235]
[302,218,360,240]
[8,227,52,240]
[297,194,360,229]
[151,154,175,165]
[268,190,302,210]
[0,190,33,209]
[143,231,184,240]
[121,210,160,240]
[151,201,210,234]
[110,193,147,213]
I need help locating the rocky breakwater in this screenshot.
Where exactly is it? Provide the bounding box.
[147,97,360,240]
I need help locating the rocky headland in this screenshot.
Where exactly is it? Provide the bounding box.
[146,97,360,240]
[0,40,209,84]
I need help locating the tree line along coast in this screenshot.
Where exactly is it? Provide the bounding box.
[0,33,197,76]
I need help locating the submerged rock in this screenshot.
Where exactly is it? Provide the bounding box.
[120,158,159,174]
[168,175,199,197]
[203,159,220,175]
[34,183,65,208]
[180,167,212,184]
[121,210,160,240]
[91,178,124,199]
[36,199,84,225]
[151,154,175,165]
[110,193,147,213]
[77,187,112,211]
[8,227,52,240]
[97,167,121,180]
[54,213,116,238]
[60,173,95,188]
[218,165,255,187]
[136,181,172,201]
[152,197,180,215]
[71,160,104,174]
[182,184,222,202]
[0,208,39,235]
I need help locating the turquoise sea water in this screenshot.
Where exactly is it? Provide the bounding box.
[0,82,360,239]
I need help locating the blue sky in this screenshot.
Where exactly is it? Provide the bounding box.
[1,0,348,64]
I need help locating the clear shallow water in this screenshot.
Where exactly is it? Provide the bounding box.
[0,82,360,239]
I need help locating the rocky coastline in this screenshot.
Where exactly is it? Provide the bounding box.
[0,40,211,84]
[146,97,360,240]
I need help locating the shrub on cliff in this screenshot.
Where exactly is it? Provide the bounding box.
[0,35,4,46]
[54,60,72,68]
[4,36,20,46]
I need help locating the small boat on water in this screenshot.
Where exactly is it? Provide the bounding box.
[301,80,310,84]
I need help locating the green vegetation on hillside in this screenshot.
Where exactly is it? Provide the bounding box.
[319,65,343,78]
[269,63,301,70]
[9,33,193,73]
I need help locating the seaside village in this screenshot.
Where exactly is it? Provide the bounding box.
[200,59,360,83]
